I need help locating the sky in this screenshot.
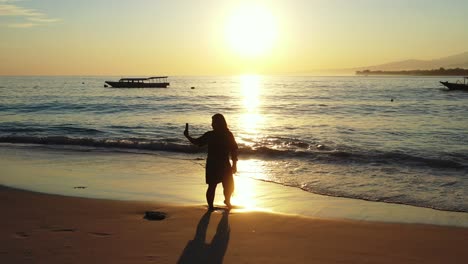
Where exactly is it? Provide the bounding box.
[1,0,468,76]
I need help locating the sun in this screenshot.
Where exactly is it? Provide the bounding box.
[225,4,278,58]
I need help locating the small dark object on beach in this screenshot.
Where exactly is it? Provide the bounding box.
[73,186,87,189]
[191,86,195,89]
[144,211,167,221]
[391,98,394,102]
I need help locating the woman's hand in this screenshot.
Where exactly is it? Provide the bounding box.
[184,123,189,137]
[232,163,237,174]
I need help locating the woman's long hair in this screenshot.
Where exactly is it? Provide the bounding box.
[212,113,229,132]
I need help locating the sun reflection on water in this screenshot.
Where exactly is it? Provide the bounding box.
[231,159,268,211]
[230,76,271,212]
[237,75,264,147]
[240,74,261,112]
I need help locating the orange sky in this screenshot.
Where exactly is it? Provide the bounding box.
[1,0,467,75]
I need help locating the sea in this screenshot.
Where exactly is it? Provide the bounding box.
[0,75,467,213]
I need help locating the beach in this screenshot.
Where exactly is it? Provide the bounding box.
[2,143,468,227]
[1,75,468,263]
[2,144,468,263]
[2,185,467,264]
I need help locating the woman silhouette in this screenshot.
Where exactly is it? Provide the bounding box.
[184,114,238,210]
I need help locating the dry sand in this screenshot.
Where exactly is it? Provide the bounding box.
[1,186,467,264]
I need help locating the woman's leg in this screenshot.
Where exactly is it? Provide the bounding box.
[206,184,217,210]
[222,175,234,208]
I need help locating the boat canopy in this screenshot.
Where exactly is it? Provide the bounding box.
[119,76,168,82]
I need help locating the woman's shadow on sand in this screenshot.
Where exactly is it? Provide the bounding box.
[177,209,230,264]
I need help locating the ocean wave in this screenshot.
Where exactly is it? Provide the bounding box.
[311,150,467,169]
[0,135,197,153]
[299,183,467,213]
[0,135,466,170]
[0,124,104,135]
[240,177,467,213]
[0,102,162,114]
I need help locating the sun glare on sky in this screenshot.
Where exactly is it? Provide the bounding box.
[225,3,278,58]
[1,1,467,75]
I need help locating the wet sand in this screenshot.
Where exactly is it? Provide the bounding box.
[1,186,467,264]
[2,145,467,228]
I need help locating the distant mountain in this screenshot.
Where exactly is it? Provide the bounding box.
[353,51,468,71]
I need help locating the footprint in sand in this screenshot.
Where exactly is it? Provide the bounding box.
[14,232,30,238]
[52,228,77,232]
[89,232,112,237]
[146,255,159,262]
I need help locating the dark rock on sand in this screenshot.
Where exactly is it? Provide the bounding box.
[144,211,167,221]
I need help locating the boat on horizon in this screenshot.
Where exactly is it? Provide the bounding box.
[105,76,169,88]
[440,77,468,91]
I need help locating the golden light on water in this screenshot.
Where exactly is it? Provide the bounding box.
[232,159,267,211]
[233,76,268,211]
[240,113,262,135]
[237,74,264,146]
[240,74,261,112]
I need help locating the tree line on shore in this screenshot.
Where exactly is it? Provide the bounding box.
[356,68,468,76]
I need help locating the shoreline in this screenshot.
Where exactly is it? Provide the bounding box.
[1,185,467,264]
[1,143,468,228]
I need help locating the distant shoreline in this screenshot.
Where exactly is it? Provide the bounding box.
[356,68,468,76]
